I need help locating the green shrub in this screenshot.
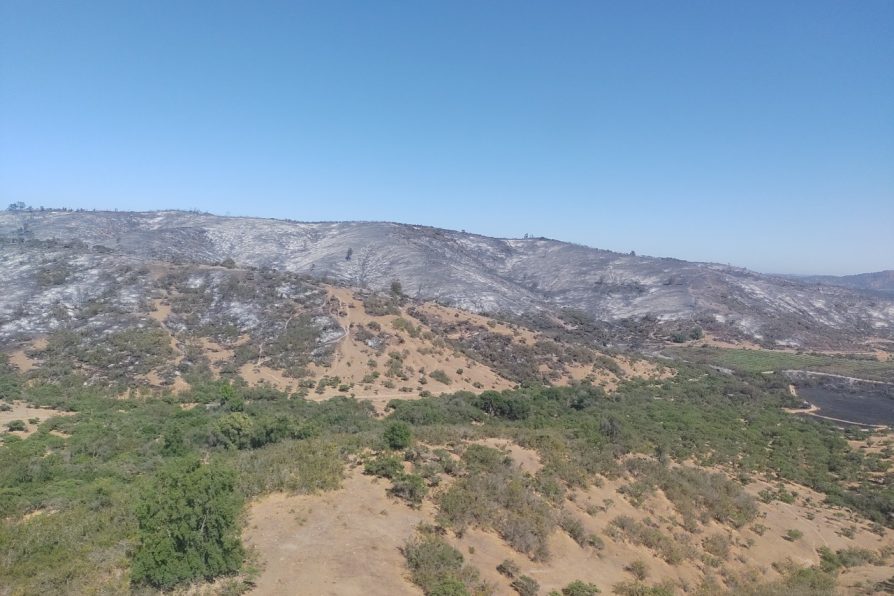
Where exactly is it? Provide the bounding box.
[783,529,803,542]
[364,454,404,479]
[559,580,600,595]
[623,459,757,528]
[626,559,648,580]
[497,559,521,578]
[390,473,428,505]
[817,546,879,572]
[559,512,590,547]
[430,370,452,385]
[385,421,413,450]
[474,391,531,420]
[230,439,344,498]
[403,526,483,595]
[607,516,691,564]
[702,533,731,559]
[511,574,540,596]
[131,458,244,589]
[5,419,26,432]
[612,581,674,596]
[438,445,555,560]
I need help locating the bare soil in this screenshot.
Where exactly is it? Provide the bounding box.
[243,442,894,595]
[0,401,73,437]
[244,467,427,595]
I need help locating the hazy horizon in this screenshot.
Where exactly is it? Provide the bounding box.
[6,204,891,277]
[2,2,892,275]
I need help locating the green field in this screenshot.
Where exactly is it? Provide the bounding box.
[666,346,894,382]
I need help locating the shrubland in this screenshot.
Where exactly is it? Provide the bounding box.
[0,352,892,593]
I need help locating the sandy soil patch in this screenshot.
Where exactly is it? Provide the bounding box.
[244,468,427,596]
[144,297,190,392]
[688,333,764,351]
[741,477,893,568]
[239,362,296,393]
[5,337,48,374]
[307,288,515,400]
[562,362,622,391]
[413,302,540,345]
[0,401,73,437]
[243,452,893,595]
[848,430,894,458]
[474,438,543,475]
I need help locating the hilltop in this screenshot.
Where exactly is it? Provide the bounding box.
[2,209,892,352]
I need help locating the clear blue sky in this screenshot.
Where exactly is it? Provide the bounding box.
[1,1,892,275]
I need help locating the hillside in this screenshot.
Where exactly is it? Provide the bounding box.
[2,209,893,351]
[791,271,894,296]
[1,208,894,596]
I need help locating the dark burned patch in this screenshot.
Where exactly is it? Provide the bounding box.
[407,306,602,384]
[156,266,339,377]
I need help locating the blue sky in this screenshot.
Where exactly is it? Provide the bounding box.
[1,1,892,275]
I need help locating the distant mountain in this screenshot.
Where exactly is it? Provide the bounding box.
[1,209,892,349]
[789,271,894,296]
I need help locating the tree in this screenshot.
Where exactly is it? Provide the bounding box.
[161,424,187,456]
[390,279,403,296]
[384,421,412,450]
[131,458,244,588]
[7,202,26,211]
[345,247,353,261]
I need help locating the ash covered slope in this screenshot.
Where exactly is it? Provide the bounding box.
[1,209,892,347]
[791,271,894,296]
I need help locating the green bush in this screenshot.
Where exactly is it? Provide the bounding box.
[702,533,731,560]
[364,454,404,479]
[559,580,600,595]
[385,421,413,450]
[511,574,540,596]
[390,473,428,505]
[612,581,674,596]
[131,458,244,589]
[783,529,803,542]
[607,516,691,564]
[5,419,26,432]
[497,559,521,578]
[439,445,555,560]
[430,369,452,385]
[230,439,344,498]
[403,526,483,595]
[626,559,648,580]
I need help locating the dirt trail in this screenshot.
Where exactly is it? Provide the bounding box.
[147,298,190,392]
[783,370,893,386]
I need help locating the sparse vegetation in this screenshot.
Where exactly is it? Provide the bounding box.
[0,329,892,594]
[403,525,487,595]
[554,581,600,595]
[511,574,540,596]
[783,528,804,542]
[438,445,556,560]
